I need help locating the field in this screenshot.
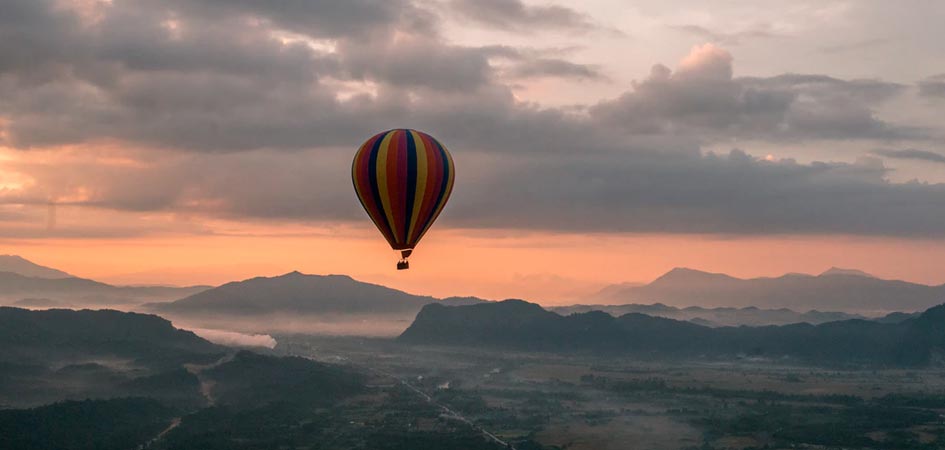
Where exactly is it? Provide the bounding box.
[276,335,945,450]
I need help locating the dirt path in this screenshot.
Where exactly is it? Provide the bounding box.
[183,353,235,406]
[137,354,237,449]
[136,417,181,450]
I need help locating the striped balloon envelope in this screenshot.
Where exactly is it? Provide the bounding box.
[351,129,455,270]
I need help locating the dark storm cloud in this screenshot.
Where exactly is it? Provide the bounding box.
[872,148,945,164]
[449,0,596,33]
[918,74,945,99]
[0,1,943,238]
[590,45,919,141]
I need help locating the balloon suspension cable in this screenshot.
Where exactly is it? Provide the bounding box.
[397,249,413,270]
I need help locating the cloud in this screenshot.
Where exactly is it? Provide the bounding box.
[590,44,919,141]
[0,4,923,152]
[471,45,605,81]
[0,148,363,221]
[166,0,435,40]
[4,141,945,238]
[918,74,945,99]
[872,148,945,164]
[670,24,780,45]
[0,0,599,152]
[452,150,945,237]
[449,0,597,33]
[0,0,360,150]
[0,4,942,239]
[507,58,606,80]
[819,37,892,54]
[340,36,495,91]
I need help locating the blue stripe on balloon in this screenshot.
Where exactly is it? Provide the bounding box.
[368,130,394,242]
[404,130,418,246]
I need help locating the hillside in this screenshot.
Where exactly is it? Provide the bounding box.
[0,306,227,408]
[152,272,436,316]
[0,307,224,368]
[399,300,945,366]
[0,271,209,307]
[550,303,864,327]
[594,268,945,312]
[0,255,73,278]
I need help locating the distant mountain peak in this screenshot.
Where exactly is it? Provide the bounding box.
[820,267,875,278]
[667,267,730,276]
[0,255,73,279]
[588,265,939,312]
[667,267,703,275]
[276,271,353,280]
[153,271,434,316]
[652,267,737,283]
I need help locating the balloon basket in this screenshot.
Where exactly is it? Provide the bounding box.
[397,260,410,270]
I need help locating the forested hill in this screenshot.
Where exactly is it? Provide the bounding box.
[399,300,945,366]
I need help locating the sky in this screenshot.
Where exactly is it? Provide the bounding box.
[0,0,944,303]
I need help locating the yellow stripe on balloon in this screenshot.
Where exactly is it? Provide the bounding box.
[406,130,428,243]
[375,131,398,243]
[417,143,455,243]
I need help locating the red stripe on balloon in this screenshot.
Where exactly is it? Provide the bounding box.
[383,130,400,246]
[356,131,396,247]
[410,132,442,246]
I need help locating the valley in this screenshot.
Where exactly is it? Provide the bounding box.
[275,334,945,450]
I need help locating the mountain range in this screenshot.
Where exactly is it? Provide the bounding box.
[4,255,943,329]
[549,303,867,327]
[594,267,945,313]
[152,267,942,327]
[0,255,73,279]
[151,272,439,316]
[399,299,945,366]
[0,256,209,307]
[146,271,474,335]
[0,271,209,307]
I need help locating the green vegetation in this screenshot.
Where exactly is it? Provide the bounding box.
[698,403,945,449]
[203,350,365,407]
[6,308,945,450]
[582,374,863,404]
[156,385,510,450]
[0,398,175,450]
[401,300,945,367]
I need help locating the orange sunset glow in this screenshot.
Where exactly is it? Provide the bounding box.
[4,216,945,303]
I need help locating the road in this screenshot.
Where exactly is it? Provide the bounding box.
[396,376,514,448]
[312,354,515,449]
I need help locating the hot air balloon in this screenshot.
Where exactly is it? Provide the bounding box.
[352,129,455,270]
